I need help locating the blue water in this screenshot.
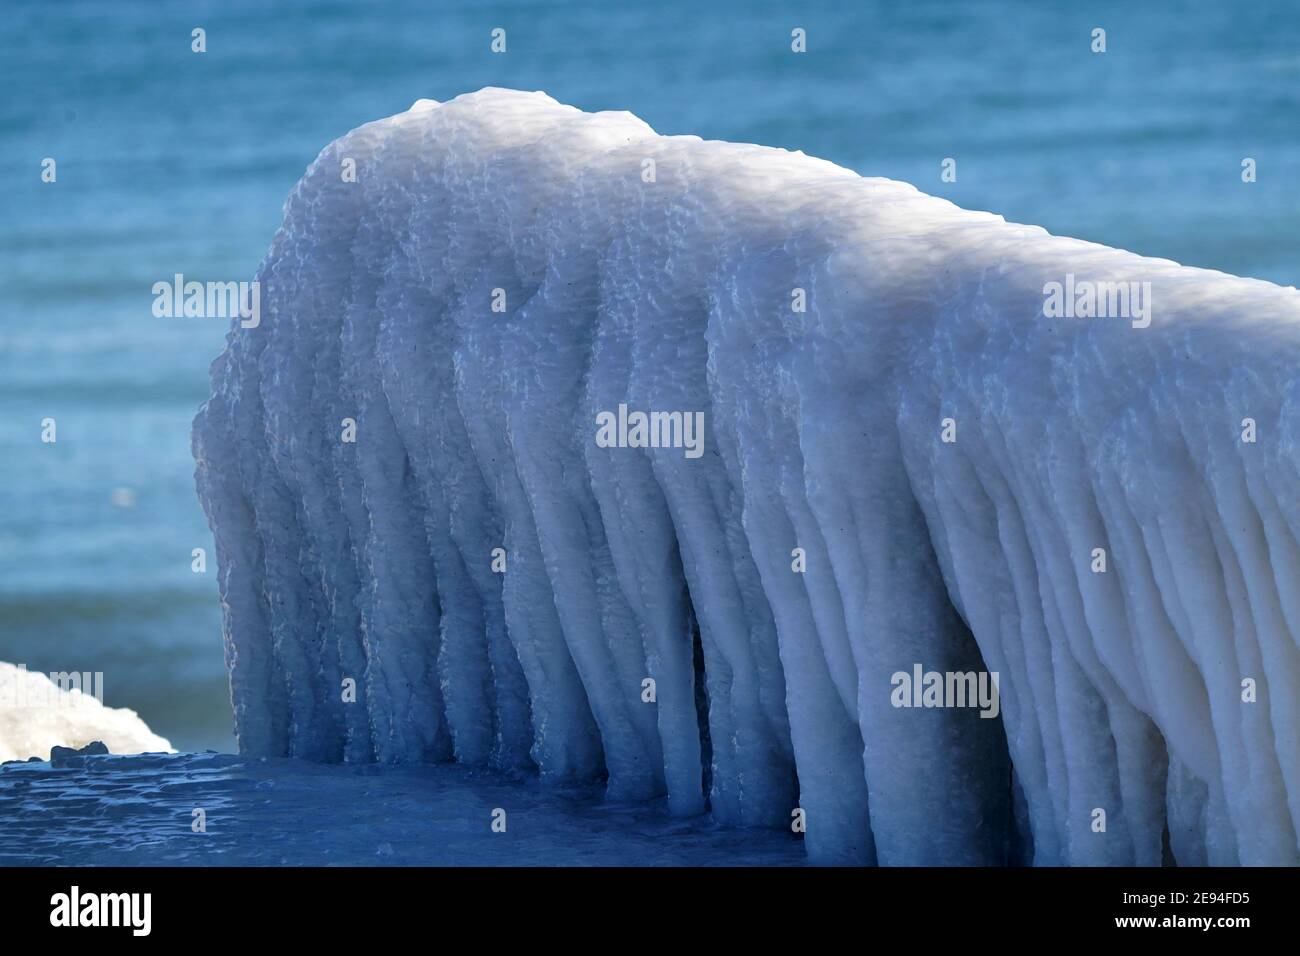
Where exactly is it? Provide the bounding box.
[2,0,1297,752]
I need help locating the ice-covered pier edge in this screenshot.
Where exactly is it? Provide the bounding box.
[194,88,1300,867]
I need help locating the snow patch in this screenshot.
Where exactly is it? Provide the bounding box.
[0,662,172,762]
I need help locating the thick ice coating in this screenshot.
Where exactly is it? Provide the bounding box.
[194,88,1300,866]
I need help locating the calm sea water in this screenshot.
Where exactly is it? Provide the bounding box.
[2,0,1297,752]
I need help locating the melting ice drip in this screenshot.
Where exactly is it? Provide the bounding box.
[193,88,1300,866]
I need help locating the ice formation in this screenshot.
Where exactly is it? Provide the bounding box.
[0,662,172,762]
[194,88,1300,866]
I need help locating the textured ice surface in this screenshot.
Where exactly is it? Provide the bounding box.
[0,752,803,866]
[194,88,1300,866]
[0,662,172,762]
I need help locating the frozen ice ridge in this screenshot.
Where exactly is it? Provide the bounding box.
[194,88,1300,866]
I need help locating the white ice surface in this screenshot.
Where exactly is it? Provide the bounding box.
[0,662,172,762]
[194,88,1300,866]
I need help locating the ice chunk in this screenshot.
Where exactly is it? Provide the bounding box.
[194,88,1300,866]
[0,662,172,762]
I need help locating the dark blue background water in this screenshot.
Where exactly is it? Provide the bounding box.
[3,0,1297,751]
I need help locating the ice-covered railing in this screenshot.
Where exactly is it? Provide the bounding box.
[194,88,1300,866]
